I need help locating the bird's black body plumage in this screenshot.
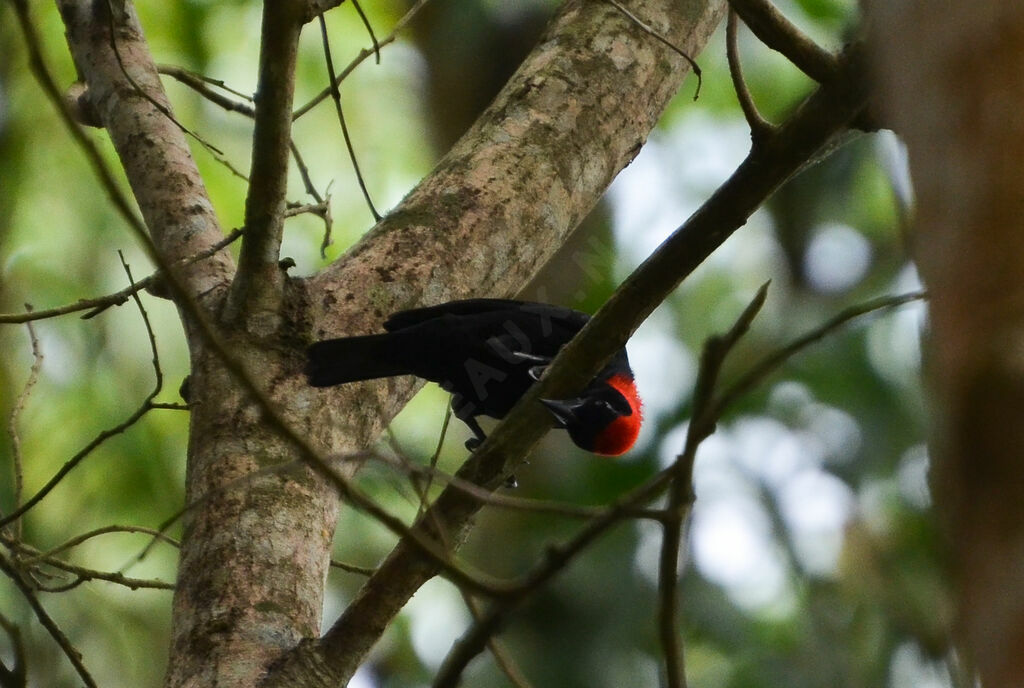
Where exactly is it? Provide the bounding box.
[306,299,641,454]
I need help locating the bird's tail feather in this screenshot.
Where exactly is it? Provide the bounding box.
[305,333,414,387]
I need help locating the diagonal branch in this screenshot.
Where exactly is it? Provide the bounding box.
[301,38,869,688]
[0,553,97,687]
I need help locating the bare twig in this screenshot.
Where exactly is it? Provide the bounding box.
[727,9,775,145]
[727,0,838,83]
[605,0,702,99]
[19,557,175,593]
[714,290,927,414]
[5,311,42,540]
[0,553,97,687]
[158,65,334,242]
[18,525,179,567]
[0,229,243,324]
[318,12,381,221]
[349,0,380,64]
[417,404,453,519]
[329,559,376,577]
[293,0,433,120]
[158,64,256,113]
[658,284,770,688]
[369,449,662,521]
[0,256,165,531]
[461,592,534,688]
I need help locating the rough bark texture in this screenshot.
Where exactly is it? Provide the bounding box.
[55,0,234,310]
[871,4,1024,686]
[56,0,726,685]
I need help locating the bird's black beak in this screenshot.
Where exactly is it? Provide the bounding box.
[540,397,585,428]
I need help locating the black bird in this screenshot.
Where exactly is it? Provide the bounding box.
[306,299,643,455]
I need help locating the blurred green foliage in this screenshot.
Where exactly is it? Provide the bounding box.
[0,0,949,686]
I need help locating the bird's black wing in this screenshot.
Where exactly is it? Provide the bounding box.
[383,298,587,332]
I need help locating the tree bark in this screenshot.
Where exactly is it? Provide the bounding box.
[871,4,1024,686]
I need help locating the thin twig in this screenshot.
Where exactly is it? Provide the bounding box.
[714,290,927,414]
[349,0,380,64]
[417,404,453,519]
[0,230,242,325]
[461,592,534,688]
[605,0,702,99]
[19,525,179,566]
[318,13,381,221]
[726,9,775,145]
[293,0,433,120]
[18,555,176,592]
[0,553,97,687]
[372,449,661,521]
[727,0,838,83]
[158,64,256,113]
[158,64,334,240]
[5,310,42,540]
[329,559,376,577]
[658,283,770,688]
[0,257,165,531]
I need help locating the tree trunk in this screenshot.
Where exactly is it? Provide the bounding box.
[871,4,1024,686]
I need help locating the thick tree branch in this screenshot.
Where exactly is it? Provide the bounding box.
[54,0,234,309]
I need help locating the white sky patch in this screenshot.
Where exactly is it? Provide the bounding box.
[875,130,915,211]
[608,113,752,264]
[889,642,953,688]
[867,265,926,387]
[729,416,820,488]
[897,444,932,510]
[406,579,470,669]
[777,469,855,575]
[349,667,378,688]
[629,307,698,434]
[691,496,791,610]
[657,407,858,604]
[804,222,873,293]
[800,403,863,466]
